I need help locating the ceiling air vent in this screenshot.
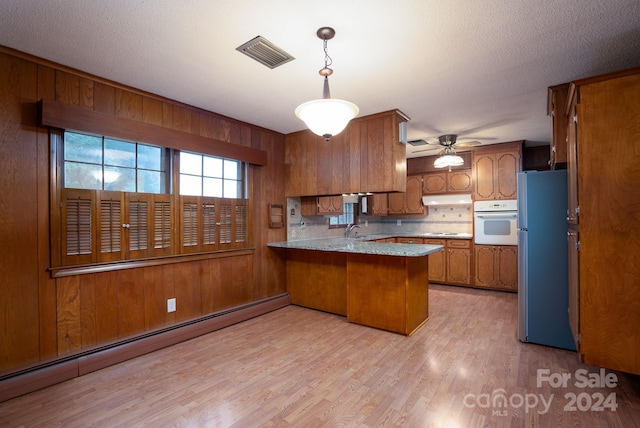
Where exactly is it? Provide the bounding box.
[236,36,295,69]
[407,139,428,146]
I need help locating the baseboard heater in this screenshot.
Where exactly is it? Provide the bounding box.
[0,293,290,403]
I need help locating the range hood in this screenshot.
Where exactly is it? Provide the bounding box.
[422,194,473,206]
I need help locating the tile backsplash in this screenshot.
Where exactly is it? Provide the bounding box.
[286,197,472,241]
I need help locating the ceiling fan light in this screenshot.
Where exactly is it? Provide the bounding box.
[434,154,464,168]
[295,98,359,141]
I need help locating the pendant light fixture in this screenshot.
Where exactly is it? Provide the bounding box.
[295,27,359,141]
[433,134,464,169]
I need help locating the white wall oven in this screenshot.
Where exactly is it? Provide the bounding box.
[473,200,518,245]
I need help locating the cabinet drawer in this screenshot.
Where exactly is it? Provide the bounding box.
[396,237,424,244]
[446,239,471,249]
[424,239,446,246]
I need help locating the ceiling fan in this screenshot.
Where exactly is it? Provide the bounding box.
[407,134,484,155]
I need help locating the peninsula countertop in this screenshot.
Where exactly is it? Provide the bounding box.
[267,236,444,257]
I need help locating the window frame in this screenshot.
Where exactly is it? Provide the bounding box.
[51,128,252,275]
[62,131,170,194]
[328,203,358,229]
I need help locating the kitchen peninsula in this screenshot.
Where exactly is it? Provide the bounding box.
[268,237,443,335]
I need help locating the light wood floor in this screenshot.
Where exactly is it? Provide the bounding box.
[1,284,639,427]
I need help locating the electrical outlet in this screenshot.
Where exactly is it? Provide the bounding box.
[397,220,402,226]
[167,298,176,313]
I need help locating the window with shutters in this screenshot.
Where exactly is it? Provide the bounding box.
[177,153,248,254]
[54,130,249,270]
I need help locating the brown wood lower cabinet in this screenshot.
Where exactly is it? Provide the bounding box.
[447,240,473,285]
[285,249,347,316]
[474,245,518,291]
[424,239,472,286]
[285,248,430,335]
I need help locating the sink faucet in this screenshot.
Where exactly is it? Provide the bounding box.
[345,223,362,238]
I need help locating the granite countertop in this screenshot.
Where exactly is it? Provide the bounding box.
[267,236,444,257]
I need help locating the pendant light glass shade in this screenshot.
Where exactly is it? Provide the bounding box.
[434,142,464,168]
[295,27,358,141]
[295,98,359,140]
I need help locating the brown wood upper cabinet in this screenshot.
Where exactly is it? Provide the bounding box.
[367,193,389,216]
[300,195,344,216]
[285,110,408,197]
[422,169,473,194]
[472,142,522,201]
[387,175,425,215]
[548,83,570,169]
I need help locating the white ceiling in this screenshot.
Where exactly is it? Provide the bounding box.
[1,0,639,157]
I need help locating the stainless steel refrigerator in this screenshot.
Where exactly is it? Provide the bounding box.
[517,170,575,350]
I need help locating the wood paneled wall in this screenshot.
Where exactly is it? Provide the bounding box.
[0,47,287,377]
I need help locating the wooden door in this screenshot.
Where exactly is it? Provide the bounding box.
[496,246,518,290]
[548,83,570,168]
[447,247,471,285]
[567,228,580,350]
[387,191,406,214]
[405,175,424,214]
[368,193,388,216]
[495,151,519,200]
[422,172,447,194]
[425,239,446,283]
[447,169,473,193]
[474,245,496,287]
[473,153,496,200]
[566,88,579,225]
[317,196,343,215]
[300,197,318,216]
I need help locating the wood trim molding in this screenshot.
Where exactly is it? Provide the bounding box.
[39,99,268,165]
[0,293,290,403]
[50,248,255,278]
[0,45,283,139]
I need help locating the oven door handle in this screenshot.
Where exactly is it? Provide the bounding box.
[474,213,518,218]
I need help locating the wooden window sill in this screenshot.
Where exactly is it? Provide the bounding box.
[50,248,255,278]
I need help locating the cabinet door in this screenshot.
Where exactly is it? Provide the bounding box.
[566,91,579,225]
[425,239,446,283]
[496,246,518,290]
[317,196,344,215]
[567,228,580,350]
[473,153,496,200]
[548,83,570,169]
[447,169,473,193]
[447,248,471,285]
[474,245,496,287]
[300,197,318,216]
[387,191,406,215]
[422,172,447,194]
[405,175,424,214]
[495,151,520,200]
[388,176,424,215]
[473,143,522,201]
[368,193,388,216]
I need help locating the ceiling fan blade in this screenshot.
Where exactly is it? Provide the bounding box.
[411,146,443,154]
[455,140,482,147]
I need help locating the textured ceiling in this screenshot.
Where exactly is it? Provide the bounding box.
[1,0,639,157]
